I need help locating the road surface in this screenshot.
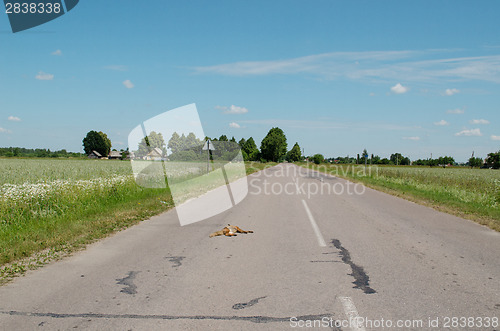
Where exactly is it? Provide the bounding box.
[1,164,499,330]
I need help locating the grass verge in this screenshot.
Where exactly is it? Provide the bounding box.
[0,161,273,284]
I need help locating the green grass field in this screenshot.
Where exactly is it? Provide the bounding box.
[300,163,500,231]
[0,158,273,282]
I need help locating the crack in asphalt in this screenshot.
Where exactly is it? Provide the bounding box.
[331,239,376,294]
[116,271,139,295]
[0,310,334,324]
[232,296,267,310]
[310,260,341,263]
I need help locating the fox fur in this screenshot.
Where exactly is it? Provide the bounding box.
[209,224,254,237]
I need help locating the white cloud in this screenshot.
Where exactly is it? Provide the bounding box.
[104,65,128,71]
[217,105,249,114]
[35,71,54,80]
[194,50,417,77]
[447,108,465,114]
[193,50,500,84]
[52,49,62,56]
[229,122,241,129]
[0,127,11,133]
[8,116,21,122]
[228,105,248,114]
[470,119,490,124]
[390,83,409,94]
[455,128,482,136]
[122,80,134,89]
[491,135,500,141]
[445,88,459,96]
[434,119,449,126]
[403,136,420,141]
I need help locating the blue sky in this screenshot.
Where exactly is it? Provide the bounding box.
[0,0,499,162]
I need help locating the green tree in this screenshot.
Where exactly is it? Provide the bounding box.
[286,142,302,162]
[468,157,484,168]
[390,153,410,165]
[260,127,287,162]
[362,149,368,165]
[437,156,455,166]
[185,132,201,149]
[240,149,248,161]
[243,137,259,161]
[413,159,428,166]
[82,130,112,156]
[238,138,246,149]
[137,131,166,157]
[312,154,324,165]
[179,134,187,151]
[121,148,129,160]
[168,132,182,154]
[485,151,500,169]
[390,153,402,165]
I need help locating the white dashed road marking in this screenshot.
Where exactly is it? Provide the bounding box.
[301,199,326,247]
[339,296,366,331]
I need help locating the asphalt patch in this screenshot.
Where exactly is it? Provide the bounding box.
[232,296,267,310]
[165,256,185,268]
[116,271,140,295]
[331,239,376,294]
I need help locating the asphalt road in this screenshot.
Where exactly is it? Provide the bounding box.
[1,164,499,330]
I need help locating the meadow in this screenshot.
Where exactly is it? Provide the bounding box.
[0,158,272,282]
[302,163,500,231]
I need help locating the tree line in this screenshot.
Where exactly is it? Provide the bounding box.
[128,127,303,163]
[239,128,302,162]
[323,150,500,169]
[207,127,302,163]
[4,127,496,170]
[0,147,84,158]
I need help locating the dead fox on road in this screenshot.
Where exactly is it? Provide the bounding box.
[209,224,254,237]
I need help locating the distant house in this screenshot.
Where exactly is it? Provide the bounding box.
[108,151,122,159]
[88,150,102,159]
[144,147,163,161]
